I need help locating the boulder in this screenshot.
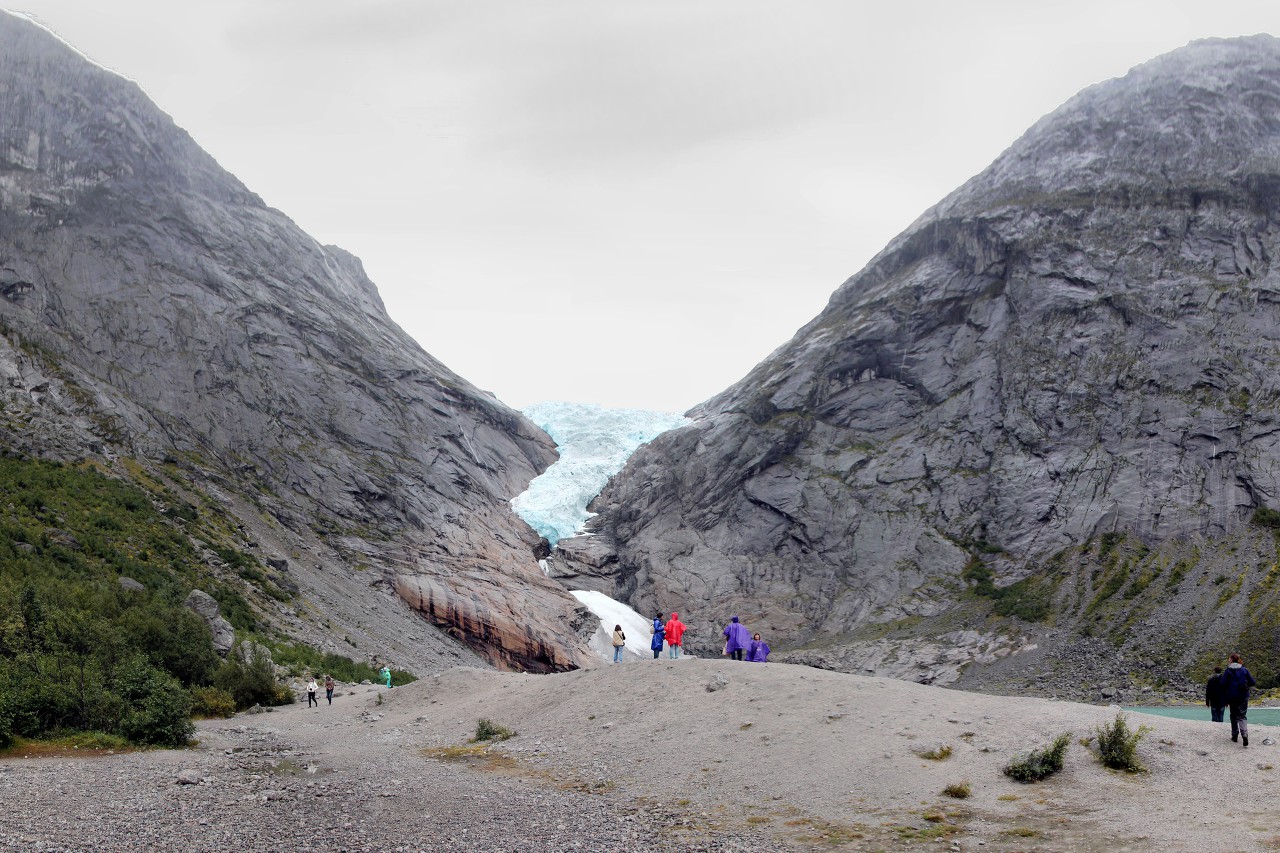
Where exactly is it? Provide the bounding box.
[184,590,235,656]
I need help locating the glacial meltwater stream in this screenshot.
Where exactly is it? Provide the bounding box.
[1126,706,1280,726]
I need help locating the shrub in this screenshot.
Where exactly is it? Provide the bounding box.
[1095,713,1149,772]
[0,694,12,750]
[1003,733,1071,783]
[189,686,237,718]
[471,718,516,742]
[1252,507,1280,530]
[213,646,292,710]
[941,782,972,799]
[114,656,194,747]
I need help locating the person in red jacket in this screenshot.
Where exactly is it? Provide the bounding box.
[664,612,686,659]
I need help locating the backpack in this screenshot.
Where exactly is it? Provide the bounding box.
[1221,666,1248,702]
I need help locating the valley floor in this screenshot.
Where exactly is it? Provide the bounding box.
[1,659,1276,852]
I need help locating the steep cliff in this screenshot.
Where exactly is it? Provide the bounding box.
[554,35,1280,691]
[0,12,588,671]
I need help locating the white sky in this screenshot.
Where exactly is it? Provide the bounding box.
[9,2,1280,411]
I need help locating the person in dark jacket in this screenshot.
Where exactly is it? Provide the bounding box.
[1205,666,1227,722]
[1222,653,1258,746]
[746,632,770,663]
[722,616,750,661]
[650,613,665,660]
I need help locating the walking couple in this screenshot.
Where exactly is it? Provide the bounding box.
[1205,653,1257,747]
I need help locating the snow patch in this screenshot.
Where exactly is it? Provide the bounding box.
[571,589,662,661]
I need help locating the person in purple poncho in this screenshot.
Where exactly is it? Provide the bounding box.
[746,632,770,662]
[722,616,751,661]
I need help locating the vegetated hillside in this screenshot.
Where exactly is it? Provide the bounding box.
[552,35,1280,695]
[0,12,588,673]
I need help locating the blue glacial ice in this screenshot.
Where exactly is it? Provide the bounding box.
[512,401,689,547]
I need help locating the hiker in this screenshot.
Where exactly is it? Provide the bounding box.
[380,665,393,688]
[1222,653,1257,746]
[1205,666,1226,722]
[747,632,770,663]
[611,624,626,663]
[664,612,686,659]
[722,616,750,661]
[650,612,665,660]
[306,676,319,708]
[324,674,336,705]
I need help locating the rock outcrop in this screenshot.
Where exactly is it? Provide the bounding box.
[0,12,587,671]
[184,590,236,656]
[554,36,1280,677]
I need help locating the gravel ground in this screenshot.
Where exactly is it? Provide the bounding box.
[3,659,1278,852]
[0,679,788,852]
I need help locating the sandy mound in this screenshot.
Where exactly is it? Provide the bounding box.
[3,659,1276,851]
[397,658,1278,851]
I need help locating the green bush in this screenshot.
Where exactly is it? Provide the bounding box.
[114,656,194,747]
[1003,733,1071,783]
[1094,713,1149,772]
[1251,507,1280,529]
[471,718,516,742]
[213,646,293,710]
[190,686,237,718]
[0,693,12,750]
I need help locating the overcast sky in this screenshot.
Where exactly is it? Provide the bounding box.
[10,2,1280,412]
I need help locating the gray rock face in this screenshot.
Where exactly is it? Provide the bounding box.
[0,13,586,671]
[184,590,236,656]
[557,36,1280,660]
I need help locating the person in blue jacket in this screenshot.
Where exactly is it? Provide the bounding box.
[650,612,665,660]
[1222,652,1257,746]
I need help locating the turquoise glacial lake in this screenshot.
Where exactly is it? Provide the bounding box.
[1125,706,1280,727]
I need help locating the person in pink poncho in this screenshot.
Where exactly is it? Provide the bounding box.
[664,612,686,659]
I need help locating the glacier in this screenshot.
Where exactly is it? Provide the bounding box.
[512,401,689,547]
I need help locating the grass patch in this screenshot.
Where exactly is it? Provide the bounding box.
[1004,733,1071,783]
[422,744,490,762]
[0,731,137,758]
[941,782,972,799]
[471,718,517,743]
[917,744,953,761]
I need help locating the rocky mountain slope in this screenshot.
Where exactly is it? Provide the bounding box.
[554,35,1280,692]
[0,12,589,672]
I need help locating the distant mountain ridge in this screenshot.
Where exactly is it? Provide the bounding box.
[0,11,588,672]
[556,35,1280,694]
